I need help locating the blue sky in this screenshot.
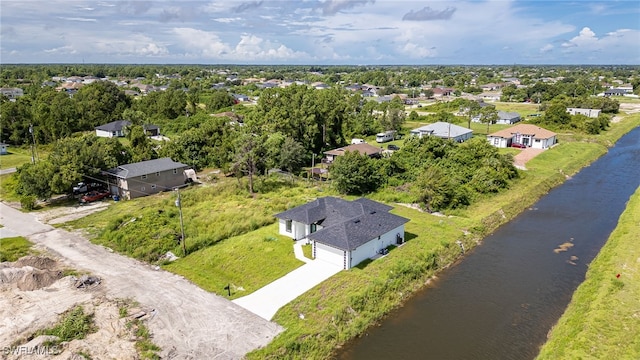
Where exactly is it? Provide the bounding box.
[1,0,639,64]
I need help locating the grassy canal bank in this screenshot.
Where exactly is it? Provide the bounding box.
[536,186,640,359]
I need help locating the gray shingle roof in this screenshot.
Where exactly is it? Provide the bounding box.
[275,196,409,251]
[95,120,131,132]
[106,158,189,179]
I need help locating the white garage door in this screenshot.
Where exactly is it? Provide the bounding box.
[315,243,345,268]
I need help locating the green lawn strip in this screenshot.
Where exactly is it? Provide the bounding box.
[536,186,640,360]
[0,173,22,202]
[0,147,33,169]
[248,115,640,359]
[0,236,35,262]
[164,223,304,299]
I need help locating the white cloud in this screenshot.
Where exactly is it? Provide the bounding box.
[540,44,553,53]
[398,42,436,58]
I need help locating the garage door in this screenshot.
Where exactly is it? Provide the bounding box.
[315,243,345,268]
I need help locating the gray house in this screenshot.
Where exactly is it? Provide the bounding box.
[104,158,190,200]
[95,120,160,138]
[410,122,473,142]
[275,197,409,269]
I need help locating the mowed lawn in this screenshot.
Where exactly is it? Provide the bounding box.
[0,147,34,169]
[164,223,304,299]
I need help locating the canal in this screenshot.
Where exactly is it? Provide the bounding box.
[339,127,640,360]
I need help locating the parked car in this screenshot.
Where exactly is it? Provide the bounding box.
[387,144,400,151]
[73,182,102,194]
[80,190,111,203]
[511,143,526,149]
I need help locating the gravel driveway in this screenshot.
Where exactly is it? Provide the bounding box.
[0,202,282,359]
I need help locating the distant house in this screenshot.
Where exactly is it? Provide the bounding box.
[0,143,8,155]
[95,120,160,138]
[0,88,24,101]
[496,111,521,125]
[603,88,628,97]
[410,122,473,142]
[275,197,409,269]
[103,158,190,200]
[323,143,383,163]
[566,108,601,118]
[232,93,250,102]
[487,124,557,149]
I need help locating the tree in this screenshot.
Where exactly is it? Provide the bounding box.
[207,90,235,112]
[279,137,307,174]
[232,131,266,195]
[478,106,500,134]
[127,125,156,162]
[462,100,482,129]
[330,151,382,195]
[74,81,130,129]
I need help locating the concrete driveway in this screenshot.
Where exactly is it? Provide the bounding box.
[233,258,342,320]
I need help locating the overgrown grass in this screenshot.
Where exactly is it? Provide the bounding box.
[164,223,304,299]
[35,305,96,343]
[66,176,329,263]
[0,173,21,201]
[536,186,640,360]
[0,236,34,262]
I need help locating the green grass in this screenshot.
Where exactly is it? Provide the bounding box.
[0,236,34,262]
[164,223,304,299]
[301,244,313,259]
[536,186,640,360]
[35,305,96,343]
[491,101,541,116]
[0,147,34,169]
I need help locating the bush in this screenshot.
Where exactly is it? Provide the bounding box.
[20,195,36,211]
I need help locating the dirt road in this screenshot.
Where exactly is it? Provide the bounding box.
[0,203,282,359]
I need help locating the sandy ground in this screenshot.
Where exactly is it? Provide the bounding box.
[0,202,282,359]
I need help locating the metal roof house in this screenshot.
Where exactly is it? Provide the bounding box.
[275,197,409,269]
[410,122,473,142]
[103,158,190,199]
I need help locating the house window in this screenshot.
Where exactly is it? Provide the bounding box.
[173,169,178,174]
[493,138,499,145]
[310,224,317,233]
[286,220,292,233]
[151,184,156,189]
[141,174,147,180]
[156,172,160,176]
[141,186,145,192]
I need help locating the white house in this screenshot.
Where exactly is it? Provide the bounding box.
[566,108,601,118]
[275,197,409,269]
[410,122,473,142]
[487,124,557,149]
[496,111,521,125]
[95,120,160,138]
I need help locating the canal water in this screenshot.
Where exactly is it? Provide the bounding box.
[339,127,640,360]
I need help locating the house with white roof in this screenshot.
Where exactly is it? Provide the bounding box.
[410,122,473,142]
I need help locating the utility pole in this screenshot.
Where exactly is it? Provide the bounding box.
[175,188,186,256]
[29,124,36,163]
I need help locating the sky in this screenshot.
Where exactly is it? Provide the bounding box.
[1,0,639,65]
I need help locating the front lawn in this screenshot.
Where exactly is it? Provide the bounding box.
[164,223,303,299]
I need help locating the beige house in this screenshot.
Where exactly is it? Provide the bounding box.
[487,124,557,149]
[104,158,189,200]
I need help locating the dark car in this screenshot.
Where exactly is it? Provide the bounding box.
[81,190,111,203]
[387,144,400,151]
[511,143,526,149]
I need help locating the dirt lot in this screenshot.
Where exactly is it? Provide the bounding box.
[0,202,282,359]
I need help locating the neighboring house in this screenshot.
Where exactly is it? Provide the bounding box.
[323,143,383,163]
[275,197,409,269]
[0,143,8,155]
[566,108,601,118]
[233,93,250,102]
[103,158,190,200]
[603,88,628,97]
[410,122,473,142]
[487,124,557,149]
[496,111,521,125]
[0,87,24,100]
[95,120,160,138]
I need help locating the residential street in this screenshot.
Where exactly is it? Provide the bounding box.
[0,202,282,359]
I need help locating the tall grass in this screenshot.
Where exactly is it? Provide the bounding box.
[0,236,34,262]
